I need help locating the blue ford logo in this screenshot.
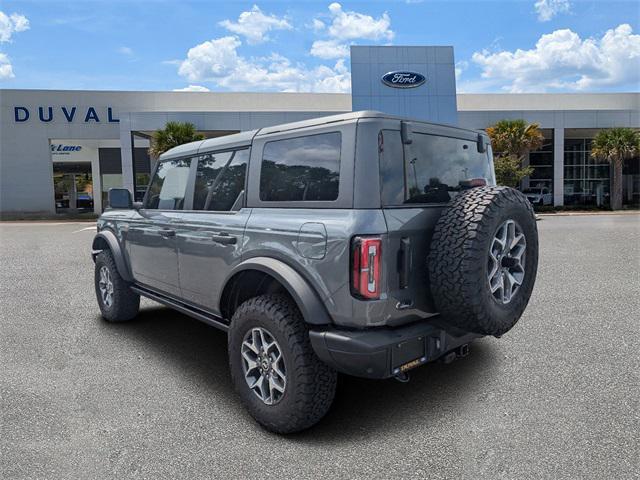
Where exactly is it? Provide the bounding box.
[381,71,426,89]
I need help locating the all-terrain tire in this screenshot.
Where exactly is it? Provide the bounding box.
[94,250,140,322]
[228,294,337,434]
[428,186,538,336]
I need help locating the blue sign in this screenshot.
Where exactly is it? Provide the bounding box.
[381,71,426,89]
[51,144,82,153]
[14,106,119,123]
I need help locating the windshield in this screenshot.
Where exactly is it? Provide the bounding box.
[379,129,495,206]
[523,188,542,194]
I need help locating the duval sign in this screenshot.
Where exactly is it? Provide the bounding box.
[14,106,119,123]
[381,71,426,89]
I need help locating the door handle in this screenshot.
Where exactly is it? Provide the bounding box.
[211,233,237,245]
[159,229,176,238]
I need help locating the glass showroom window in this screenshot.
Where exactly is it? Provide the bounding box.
[528,133,553,191]
[564,138,610,206]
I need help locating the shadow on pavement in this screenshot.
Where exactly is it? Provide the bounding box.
[103,304,500,440]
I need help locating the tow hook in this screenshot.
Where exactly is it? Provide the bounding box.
[394,371,410,383]
[439,344,470,364]
[457,344,470,358]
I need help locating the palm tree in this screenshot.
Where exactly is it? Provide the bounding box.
[148,121,205,159]
[486,119,545,158]
[486,119,544,187]
[591,128,640,210]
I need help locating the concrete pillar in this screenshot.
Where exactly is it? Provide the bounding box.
[119,116,135,194]
[553,127,564,207]
[91,151,102,213]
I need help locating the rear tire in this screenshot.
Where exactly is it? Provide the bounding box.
[428,186,538,336]
[228,294,337,434]
[94,250,140,322]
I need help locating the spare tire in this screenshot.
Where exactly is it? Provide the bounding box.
[428,186,538,336]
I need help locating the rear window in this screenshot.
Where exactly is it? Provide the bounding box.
[379,130,493,206]
[259,132,341,202]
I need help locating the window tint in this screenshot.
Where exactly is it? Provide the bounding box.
[379,130,405,206]
[380,130,493,206]
[145,157,192,210]
[406,133,493,204]
[260,132,341,202]
[193,149,248,211]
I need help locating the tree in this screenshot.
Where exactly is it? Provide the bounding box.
[590,128,640,210]
[493,155,534,189]
[486,119,545,158]
[148,121,205,159]
[486,119,544,187]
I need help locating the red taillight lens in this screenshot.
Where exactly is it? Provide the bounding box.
[351,236,382,300]
[460,177,487,188]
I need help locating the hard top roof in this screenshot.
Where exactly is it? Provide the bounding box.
[159,111,486,160]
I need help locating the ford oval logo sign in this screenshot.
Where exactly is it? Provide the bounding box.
[381,71,426,89]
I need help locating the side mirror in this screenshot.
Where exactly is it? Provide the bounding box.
[477,133,487,153]
[401,121,413,145]
[108,188,133,209]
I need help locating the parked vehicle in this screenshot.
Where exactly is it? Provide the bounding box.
[523,187,553,206]
[92,111,539,433]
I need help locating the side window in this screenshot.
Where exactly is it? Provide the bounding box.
[260,132,341,202]
[145,157,192,210]
[193,149,249,211]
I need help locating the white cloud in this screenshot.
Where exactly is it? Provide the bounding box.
[325,3,393,41]
[219,5,291,45]
[455,60,468,81]
[471,24,640,92]
[118,46,134,56]
[534,0,570,22]
[178,36,243,81]
[309,3,394,60]
[0,52,14,79]
[310,39,350,60]
[173,85,211,92]
[311,19,325,32]
[177,36,350,93]
[0,11,29,43]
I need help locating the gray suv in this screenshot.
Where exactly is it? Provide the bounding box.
[92,111,538,433]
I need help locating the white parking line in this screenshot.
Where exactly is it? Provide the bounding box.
[72,226,97,233]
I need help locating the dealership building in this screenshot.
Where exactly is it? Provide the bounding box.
[1,46,638,216]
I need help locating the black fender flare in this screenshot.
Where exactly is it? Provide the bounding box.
[91,230,133,282]
[222,257,332,325]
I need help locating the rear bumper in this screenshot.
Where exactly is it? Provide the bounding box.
[309,319,481,379]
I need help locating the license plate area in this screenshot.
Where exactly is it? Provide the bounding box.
[391,335,427,374]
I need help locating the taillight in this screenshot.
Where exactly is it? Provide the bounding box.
[351,236,382,300]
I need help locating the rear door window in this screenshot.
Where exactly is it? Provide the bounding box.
[145,157,192,210]
[259,132,341,202]
[193,149,249,211]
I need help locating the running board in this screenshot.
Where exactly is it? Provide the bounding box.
[130,285,229,333]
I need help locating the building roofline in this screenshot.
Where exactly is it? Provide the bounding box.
[457,92,640,111]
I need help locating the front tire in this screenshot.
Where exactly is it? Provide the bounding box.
[228,294,337,434]
[94,250,140,322]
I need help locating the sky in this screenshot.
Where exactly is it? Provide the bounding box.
[0,0,638,93]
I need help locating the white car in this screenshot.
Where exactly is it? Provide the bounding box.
[523,187,553,206]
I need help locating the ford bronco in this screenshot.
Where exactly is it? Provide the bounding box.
[92,111,538,433]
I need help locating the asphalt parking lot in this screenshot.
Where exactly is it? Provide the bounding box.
[1,214,639,479]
